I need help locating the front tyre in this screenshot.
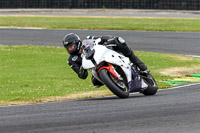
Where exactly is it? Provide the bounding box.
[99,68,129,98]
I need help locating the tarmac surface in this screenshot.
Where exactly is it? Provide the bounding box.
[0,28,200,56]
[0,9,200,133]
[0,84,200,133]
[0,9,200,18]
[0,28,200,133]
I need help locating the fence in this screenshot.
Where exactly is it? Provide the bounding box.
[0,0,200,10]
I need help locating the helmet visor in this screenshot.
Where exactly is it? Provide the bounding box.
[65,43,76,53]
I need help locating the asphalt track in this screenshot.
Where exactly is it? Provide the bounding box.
[1,28,200,56]
[0,29,200,133]
[1,9,200,18]
[0,84,200,133]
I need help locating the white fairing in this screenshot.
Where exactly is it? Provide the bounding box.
[82,44,132,82]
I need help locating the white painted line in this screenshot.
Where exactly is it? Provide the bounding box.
[187,55,200,58]
[159,82,200,91]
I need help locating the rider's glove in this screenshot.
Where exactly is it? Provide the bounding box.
[86,35,94,39]
[86,35,99,40]
[94,38,102,45]
[78,66,88,79]
[108,37,125,45]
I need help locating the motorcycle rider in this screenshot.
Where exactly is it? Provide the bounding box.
[63,33,147,87]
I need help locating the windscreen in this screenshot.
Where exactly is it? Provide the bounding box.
[82,39,94,49]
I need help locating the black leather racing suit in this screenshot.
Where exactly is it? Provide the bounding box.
[67,53,102,86]
[67,35,147,86]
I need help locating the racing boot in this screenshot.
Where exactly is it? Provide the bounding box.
[92,76,104,88]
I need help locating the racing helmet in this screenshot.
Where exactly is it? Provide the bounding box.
[63,33,82,55]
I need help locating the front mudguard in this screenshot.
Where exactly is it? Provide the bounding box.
[98,65,118,79]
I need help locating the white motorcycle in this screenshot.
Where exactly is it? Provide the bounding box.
[81,38,157,98]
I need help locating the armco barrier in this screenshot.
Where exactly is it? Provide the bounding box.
[0,0,199,10]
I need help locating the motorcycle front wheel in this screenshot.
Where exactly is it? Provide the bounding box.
[99,68,129,98]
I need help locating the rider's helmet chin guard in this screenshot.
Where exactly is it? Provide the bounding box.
[63,33,82,55]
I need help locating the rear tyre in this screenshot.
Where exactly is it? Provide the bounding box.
[141,73,158,96]
[99,68,129,98]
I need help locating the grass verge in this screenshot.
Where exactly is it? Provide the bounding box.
[1,45,200,105]
[0,16,200,32]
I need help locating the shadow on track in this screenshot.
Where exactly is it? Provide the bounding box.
[79,92,160,101]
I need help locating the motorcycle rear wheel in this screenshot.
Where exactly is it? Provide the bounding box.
[99,68,129,98]
[141,73,158,96]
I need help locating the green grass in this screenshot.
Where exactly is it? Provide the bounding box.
[1,45,200,105]
[0,16,200,32]
[135,52,200,88]
[0,45,95,104]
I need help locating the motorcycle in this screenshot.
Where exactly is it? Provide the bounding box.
[81,38,158,98]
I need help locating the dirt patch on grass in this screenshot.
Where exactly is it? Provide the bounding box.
[159,66,200,77]
[166,54,194,61]
[39,89,112,102]
[0,89,112,106]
